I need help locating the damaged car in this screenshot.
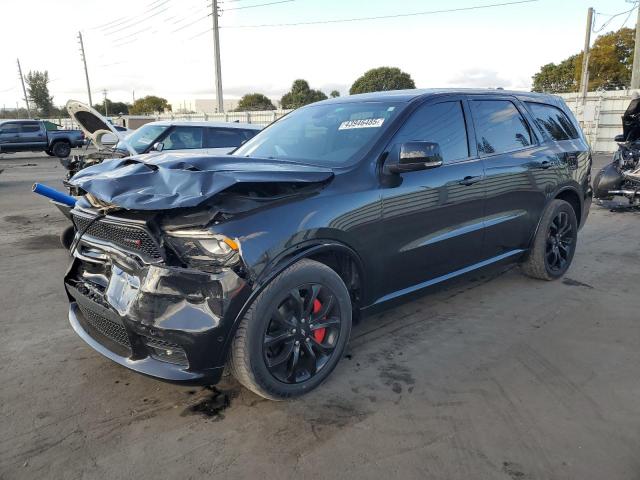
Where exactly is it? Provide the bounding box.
[64,89,592,399]
[63,100,262,188]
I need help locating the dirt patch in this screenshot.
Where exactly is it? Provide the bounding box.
[562,278,594,289]
[502,461,527,479]
[182,386,233,421]
[3,214,32,224]
[21,234,61,250]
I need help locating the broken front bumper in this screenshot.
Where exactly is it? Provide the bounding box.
[64,245,249,385]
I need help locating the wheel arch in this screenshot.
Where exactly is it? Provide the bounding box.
[221,240,366,362]
[528,186,582,250]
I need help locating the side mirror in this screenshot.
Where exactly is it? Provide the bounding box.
[614,134,625,143]
[151,142,164,152]
[388,142,443,174]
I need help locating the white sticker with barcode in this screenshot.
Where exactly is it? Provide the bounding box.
[338,118,385,130]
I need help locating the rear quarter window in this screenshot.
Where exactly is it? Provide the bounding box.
[526,102,579,141]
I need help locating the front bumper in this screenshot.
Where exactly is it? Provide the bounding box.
[64,248,249,385]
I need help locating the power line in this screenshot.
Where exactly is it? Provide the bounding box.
[593,2,638,33]
[221,0,295,11]
[215,0,539,29]
[100,0,171,34]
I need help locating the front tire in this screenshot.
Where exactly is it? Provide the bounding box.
[522,199,578,280]
[229,259,352,400]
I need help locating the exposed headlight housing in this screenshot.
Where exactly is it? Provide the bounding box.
[165,229,240,272]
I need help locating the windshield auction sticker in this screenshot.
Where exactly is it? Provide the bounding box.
[338,118,385,130]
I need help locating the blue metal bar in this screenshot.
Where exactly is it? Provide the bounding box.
[32,183,77,207]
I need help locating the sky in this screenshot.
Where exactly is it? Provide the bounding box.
[0,0,637,110]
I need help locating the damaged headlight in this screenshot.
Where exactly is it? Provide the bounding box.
[165,229,240,272]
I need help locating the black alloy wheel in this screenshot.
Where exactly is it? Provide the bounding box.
[545,210,575,273]
[521,199,578,280]
[263,283,342,384]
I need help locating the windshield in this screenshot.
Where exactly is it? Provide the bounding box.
[116,124,169,154]
[233,101,402,166]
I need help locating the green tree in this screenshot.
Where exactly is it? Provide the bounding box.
[330,90,340,98]
[532,27,635,93]
[531,55,580,93]
[280,80,328,109]
[236,93,276,111]
[93,99,130,116]
[25,70,54,116]
[349,67,415,95]
[129,95,171,114]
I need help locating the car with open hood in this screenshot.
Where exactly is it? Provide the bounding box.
[63,89,592,399]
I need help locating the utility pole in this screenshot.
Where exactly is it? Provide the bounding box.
[631,5,640,89]
[103,89,108,116]
[16,58,31,118]
[579,7,594,103]
[212,0,224,113]
[78,32,93,106]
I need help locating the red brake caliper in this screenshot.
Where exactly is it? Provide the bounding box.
[312,298,326,343]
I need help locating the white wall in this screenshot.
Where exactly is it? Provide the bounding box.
[558,90,639,153]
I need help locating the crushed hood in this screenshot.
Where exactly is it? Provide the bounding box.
[69,152,334,210]
[66,100,136,154]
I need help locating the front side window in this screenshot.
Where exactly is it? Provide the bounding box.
[162,126,204,150]
[205,128,258,148]
[233,101,402,167]
[0,123,20,134]
[392,101,469,162]
[526,102,578,141]
[470,100,532,155]
[118,124,170,153]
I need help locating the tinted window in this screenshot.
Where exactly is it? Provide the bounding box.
[233,101,401,166]
[0,123,20,134]
[526,102,578,141]
[393,101,469,162]
[470,100,532,155]
[163,126,203,150]
[20,123,41,133]
[205,128,258,148]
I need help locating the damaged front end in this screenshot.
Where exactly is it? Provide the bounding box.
[64,205,249,384]
[63,152,333,383]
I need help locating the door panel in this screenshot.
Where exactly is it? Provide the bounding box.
[19,122,47,149]
[468,97,547,259]
[380,159,485,297]
[379,98,486,300]
[0,123,21,151]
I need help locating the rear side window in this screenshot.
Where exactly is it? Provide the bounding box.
[205,128,258,148]
[526,102,578,141]
[20,123,40,133]
[470,100,532,155]
[393,101,469,162]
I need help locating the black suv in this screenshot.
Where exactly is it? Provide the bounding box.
[64,89,592,399]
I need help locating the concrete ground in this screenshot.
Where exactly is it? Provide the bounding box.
[1,153,638,480]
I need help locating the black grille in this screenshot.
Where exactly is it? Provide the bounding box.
[80,306,132,351]
[141,335,188,366]
[73,214,162,259]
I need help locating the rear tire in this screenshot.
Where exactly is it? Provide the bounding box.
[52,141,71,158]
[522,199,578,280]
[45,150,55,157]
[229,259,352,400]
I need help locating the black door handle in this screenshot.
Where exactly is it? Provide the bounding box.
[459,175,481,186]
